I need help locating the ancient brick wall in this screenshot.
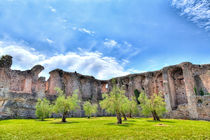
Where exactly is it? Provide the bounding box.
[107,62,210,120]
[0,56,209,120]
[0,65,45,118]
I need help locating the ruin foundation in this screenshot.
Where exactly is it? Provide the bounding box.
[0,57,209,120]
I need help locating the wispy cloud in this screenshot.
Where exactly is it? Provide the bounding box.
[73,27,95,35]
[104,39,118,48]
[45,38,54,44]
[0,41,137,80]
[172,0,210,31]
[102,39,141,59]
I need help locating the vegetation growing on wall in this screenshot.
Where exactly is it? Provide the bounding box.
[134,89,140,104]
[0,55,12,68]
[194,87,210,96]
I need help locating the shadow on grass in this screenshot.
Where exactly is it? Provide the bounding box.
[84,117,97,120]
[146,120,175,123]
[105,122,134,127]
[34,119,51,122]
[51,121,80,124]
[126,120,136,122]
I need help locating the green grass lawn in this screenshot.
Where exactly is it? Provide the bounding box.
[0,117,209,140]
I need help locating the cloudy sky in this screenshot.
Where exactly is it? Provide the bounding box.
[0,0,210,80]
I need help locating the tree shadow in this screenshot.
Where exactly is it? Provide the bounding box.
[146,120,175,123]
[126,120,136,122]
[51,121,80,124]
[105,122,134,127]
[34,119,51,122]
[84,117,97,120]
[133,117,147,120]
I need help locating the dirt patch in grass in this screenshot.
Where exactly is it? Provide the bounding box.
[155,123,169,127]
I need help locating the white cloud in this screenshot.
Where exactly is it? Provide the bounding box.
[39,51,130,80]
[172,0,210,31]
[103,39,141,59]
[78,28,95,35]
[0,42,45,68]
[45,38,54,44]
[104,39,118,48]
[0,41,137,80]
[72,27,95,35]
[49,6,56,13]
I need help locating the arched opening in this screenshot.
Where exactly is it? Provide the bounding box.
[170,67,188,109]
[134,89,140,104]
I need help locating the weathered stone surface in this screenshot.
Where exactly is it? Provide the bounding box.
[196,95,210,120]
[0,55,209,120]
[0,59,45,119]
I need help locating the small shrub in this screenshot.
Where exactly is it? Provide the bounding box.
[53,87,80,122]
[0,55,12,68]
[35,98,52,121]
[200,89,205,96]
[138,92,166,121]
[194,87,198,95]
[83,101,98,118]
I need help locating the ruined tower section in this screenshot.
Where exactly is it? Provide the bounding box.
[190,63,210,120]
[0,56,46,118]
[165,62,210,120]
[45,69,109,116]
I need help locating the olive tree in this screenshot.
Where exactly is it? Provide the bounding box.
[127,97,139,118]
[83,101,98,118]
[53,88,80,122]
[121,96,139,120]
[35,98,52,121]
[138,92,166,121]
[100,84,129,124]
[121,98,130,121]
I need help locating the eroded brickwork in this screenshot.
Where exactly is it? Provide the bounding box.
[0,56,209,120]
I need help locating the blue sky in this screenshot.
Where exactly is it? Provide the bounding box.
[0,0,209,80]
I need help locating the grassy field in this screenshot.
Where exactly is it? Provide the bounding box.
[0,117,210,140]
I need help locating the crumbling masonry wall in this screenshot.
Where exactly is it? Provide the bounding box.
[0,56,209,120]
[0,65,46,118]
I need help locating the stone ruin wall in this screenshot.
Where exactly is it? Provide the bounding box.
[0,56,209,120]
[0,65,46,118]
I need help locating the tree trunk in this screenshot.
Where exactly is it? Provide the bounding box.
[122,113,127,121]
[151,110,160,121]
[151,111,156,120]
[62,113,67,122]
[154,111,160,121]
[128,112,132,118]
[116,113,122,124]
